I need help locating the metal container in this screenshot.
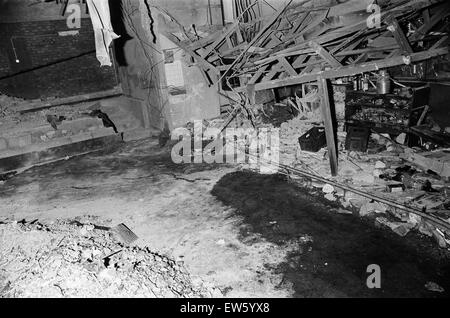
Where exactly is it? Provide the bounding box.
[353,77,359,91]
[377,70,391,94]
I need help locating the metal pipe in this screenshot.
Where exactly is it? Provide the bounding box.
[250,154,450,232]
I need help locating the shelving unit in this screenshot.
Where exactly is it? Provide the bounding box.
[344,86,430,135]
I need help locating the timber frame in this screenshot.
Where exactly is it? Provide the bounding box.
[160,0,450,175]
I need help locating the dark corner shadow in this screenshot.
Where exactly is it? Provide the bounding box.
[109,0,133,67]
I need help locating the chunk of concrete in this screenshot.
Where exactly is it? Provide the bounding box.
[432,229,447,248]
[322,184,335,194]
[324,193,336,201]
[375,160,387,169]
[359,202,388,216]
[395,133,407,145]
[375,217,415,237]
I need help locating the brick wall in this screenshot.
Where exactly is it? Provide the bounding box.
[0,18,118,100]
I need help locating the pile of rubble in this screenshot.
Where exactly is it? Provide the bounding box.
[271,114,450,248]
[174,83,449,249]
[0,217,220,298]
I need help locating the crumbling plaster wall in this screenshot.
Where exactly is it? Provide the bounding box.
[117,0,224,131]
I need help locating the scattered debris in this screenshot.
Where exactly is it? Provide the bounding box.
[330,208,353,215]
[360,202,388,217]
[425,281,445,293]
[431,228,447,249]
[322,184,334,194]
[0,218,219,298]
[215,239,226,246]
[375,217,415,237]
[324,193,337,202]
[375,161,387,169]
[46,114,66,130]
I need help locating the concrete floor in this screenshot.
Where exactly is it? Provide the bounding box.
[0,139,449,298]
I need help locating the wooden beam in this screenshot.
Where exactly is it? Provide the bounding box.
[201,21,241,58]
[387,17,413,54]
[262,61,284,81]
[318,77,338,176]
[410,4,450,41]
[329,29,365,55]
[430,35,449,50]
[248,64,269,84]
[217,0,294,84]
[291,54,310,69]
[352,53,368,65]
[186,29,222,51]
[279,57,298,76]
[309,41,343,67]
[244,47,448,91]
[422,8,430,25]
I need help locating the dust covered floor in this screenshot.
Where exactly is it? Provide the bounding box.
[0,139,449,298]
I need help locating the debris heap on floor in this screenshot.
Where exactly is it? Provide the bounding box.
[0,217,220,298]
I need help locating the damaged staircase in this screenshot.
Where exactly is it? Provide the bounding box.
[0,95,159,175]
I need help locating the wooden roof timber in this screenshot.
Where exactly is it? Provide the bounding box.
[166,0,447,92]
[238,46,448,92]
[232,1,448,86]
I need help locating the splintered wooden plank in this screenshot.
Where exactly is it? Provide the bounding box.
[278,57,298,76]
[291,54,310,69]
[286,12,309,37]
[329,29,365,55]
[295,9,329,39]
[244,47,448,92]
[235,27,244,44]
[430,36,449,50]
[225,35,234,49]
[187,30,222,51]
[201,20,241,58]
[299,64,316,76]
[387,17,413,54]
[265,33,284,49]
[248,64,269,84]
[217,0,294,84]
[273,0,426,60]
[280,10,328,47]
[352,53,368,65]
[262,61,284,81]
[422,8,430,25]
[410,4,450,41]
[309,41,343,68]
